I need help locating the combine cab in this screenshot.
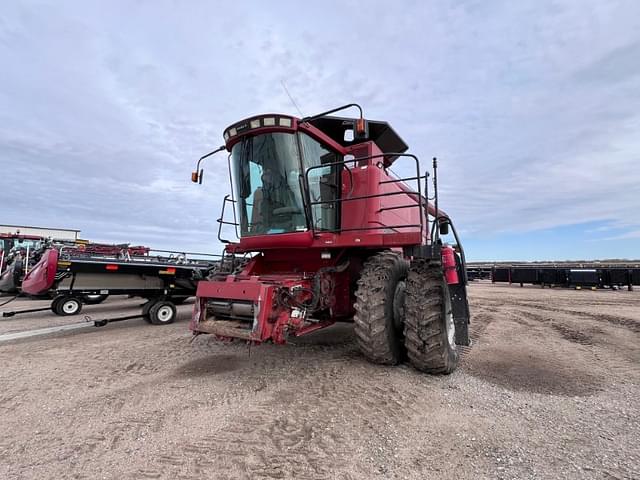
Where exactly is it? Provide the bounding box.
[190,104,471,373]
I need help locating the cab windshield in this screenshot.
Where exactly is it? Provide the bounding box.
[231,132,339,236]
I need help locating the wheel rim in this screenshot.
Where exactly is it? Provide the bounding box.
[157,305,174,322]
[63,300,79,314]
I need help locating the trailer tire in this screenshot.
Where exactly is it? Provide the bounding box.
[148,301,176,325]
[54,297,83,316]
[141,299,155,323]
[404,259,458,374]
[354,251,408,365]
[50,295,64,314]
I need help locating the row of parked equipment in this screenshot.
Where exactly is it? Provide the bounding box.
[0,233,221,324]
[466,263,640,290]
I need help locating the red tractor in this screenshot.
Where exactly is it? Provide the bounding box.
[190,104,470,373]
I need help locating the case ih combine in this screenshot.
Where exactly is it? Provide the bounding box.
[190,104,471,374]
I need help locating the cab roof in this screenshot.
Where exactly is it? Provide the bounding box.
[308,115,409,162]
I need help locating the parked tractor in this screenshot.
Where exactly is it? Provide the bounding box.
[190,104,470,373]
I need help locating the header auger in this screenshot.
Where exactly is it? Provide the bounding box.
[190,104,470,374]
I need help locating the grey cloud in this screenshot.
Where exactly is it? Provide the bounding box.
[1,1,639,257]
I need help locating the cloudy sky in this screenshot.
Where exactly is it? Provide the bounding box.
[1,1,639,261]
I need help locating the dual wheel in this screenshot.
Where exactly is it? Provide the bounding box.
[354,251,459,374]
[50,295,176,326]
[51,295,83,316]
[142,299,177,325]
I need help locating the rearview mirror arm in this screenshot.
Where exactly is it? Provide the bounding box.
[193,145,226,183]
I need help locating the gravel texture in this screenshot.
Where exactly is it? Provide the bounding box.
[0,283,638,479]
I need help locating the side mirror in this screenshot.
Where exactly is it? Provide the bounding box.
[439,222,449,236]
[191,169,204,184]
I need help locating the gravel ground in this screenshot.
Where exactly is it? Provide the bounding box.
[0,284,638,479]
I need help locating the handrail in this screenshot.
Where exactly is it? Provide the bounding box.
[303,153,425,238]
[217,195,240,244]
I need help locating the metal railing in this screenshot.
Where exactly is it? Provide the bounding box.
[57,244,222,266]
[302,153,427,238]
[216,195,240,244]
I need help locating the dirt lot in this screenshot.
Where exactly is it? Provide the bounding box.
[0,284,638,479]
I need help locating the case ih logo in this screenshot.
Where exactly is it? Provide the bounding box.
[235,122,249,132]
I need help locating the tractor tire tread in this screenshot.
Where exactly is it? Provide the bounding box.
[404,259,459,374]
[353,251,408,365]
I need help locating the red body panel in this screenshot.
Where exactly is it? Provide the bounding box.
[191,249,358,343]
[441,245,459,285]
[21,248,58,295]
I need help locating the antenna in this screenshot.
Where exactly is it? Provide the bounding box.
[281,80,304,117]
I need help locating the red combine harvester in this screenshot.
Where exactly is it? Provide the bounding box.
[190,104,470,373]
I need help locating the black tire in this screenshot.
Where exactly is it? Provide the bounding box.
[354,251,408,365]
[148,301,176,325]
[404,259,459,374]
[54,297,83,316]
[141,299,156,323]
[50,295,65,314]
[82,294,109,305]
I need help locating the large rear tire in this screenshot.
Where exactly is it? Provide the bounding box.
[354,251,408,365]
[404,259,459,374]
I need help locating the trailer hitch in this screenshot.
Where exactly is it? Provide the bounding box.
[86,313,145,328]
[2,306,51,318]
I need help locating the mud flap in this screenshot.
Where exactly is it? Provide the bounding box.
[450,253,471,346]
[449,283,471,346]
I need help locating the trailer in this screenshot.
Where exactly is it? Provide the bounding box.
[0,236,148,296]
[479,263,640,291]
[3,244,221,325]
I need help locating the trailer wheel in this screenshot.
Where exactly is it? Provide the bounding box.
[54,297,83,316]
[354,251,408,365]
[148,301,176,325]
[141,299,155,323]
[404,259,458,374]
[50,295,64,314]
